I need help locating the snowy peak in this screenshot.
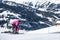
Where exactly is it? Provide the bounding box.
[2,0,60,13]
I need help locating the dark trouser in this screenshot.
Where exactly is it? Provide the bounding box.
[12,24,19,33]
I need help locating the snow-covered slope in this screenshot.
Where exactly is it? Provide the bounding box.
[2,0,60,4]
[0,32,60,40]
[28,25,60,34]
[0,25,60,40]
[0,25,60,34]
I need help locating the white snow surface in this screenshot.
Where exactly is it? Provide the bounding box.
[0,25,60,40]
[3,0,60,4]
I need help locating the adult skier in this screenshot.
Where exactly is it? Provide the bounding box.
[11,19,20,34]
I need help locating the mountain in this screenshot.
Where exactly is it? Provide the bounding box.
[0,1,60,30]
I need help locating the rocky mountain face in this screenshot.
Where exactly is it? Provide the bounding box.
[0,1,60,30]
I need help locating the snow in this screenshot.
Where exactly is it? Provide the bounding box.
[3,0,60,4]
[28,25,60,34]
[39,21,45,24]
[47,17,53,22]
[3,0,47,4]
[38,8,47,11]
[1,11,21,17]
[36,13,43,17]
[53,15,59,19]
[0,10,26,21]
[56,21,60,23]
[54,11,60,14]
[1,25,60,34]
[49,0,60,4]
[0,25,60,40]
[0,0,60,40]
[0,33,60,40]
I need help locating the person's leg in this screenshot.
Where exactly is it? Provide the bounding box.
[15,26,19,33]
[12,24,19,34]
[12,24,15,33]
